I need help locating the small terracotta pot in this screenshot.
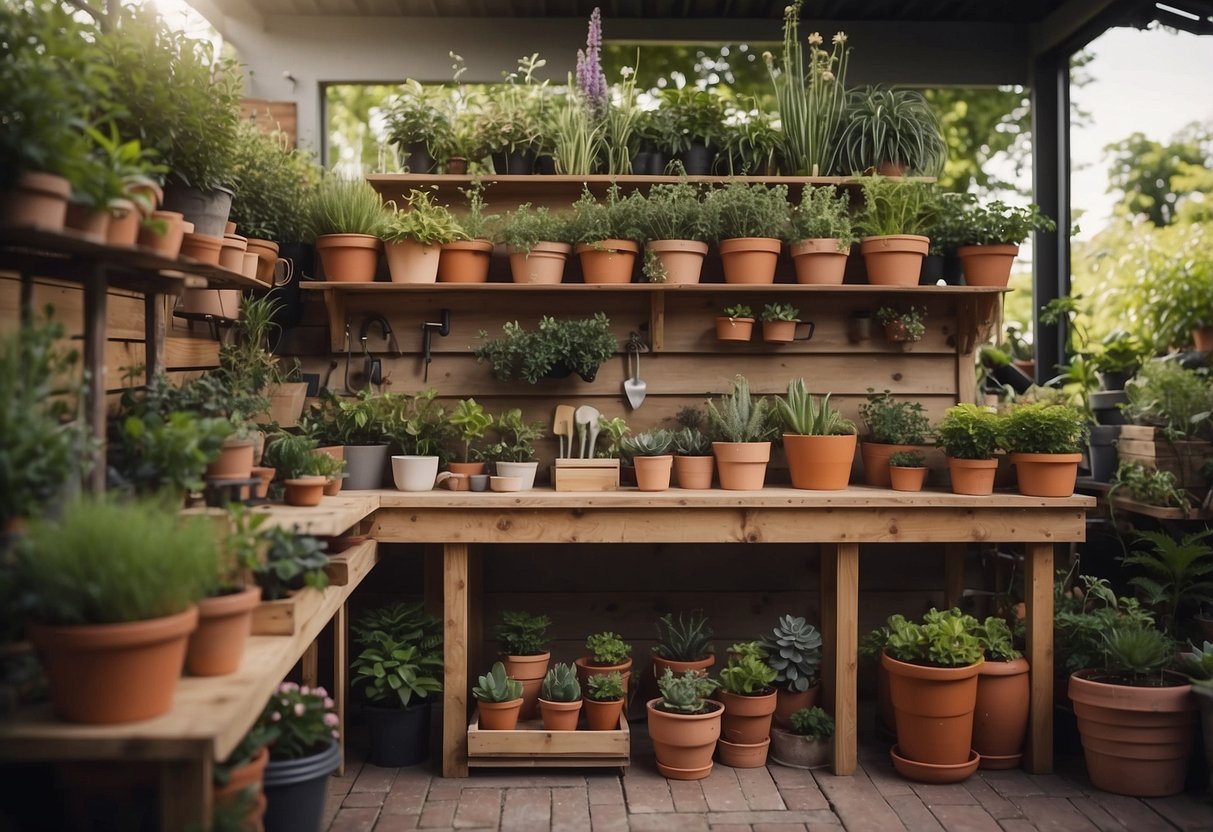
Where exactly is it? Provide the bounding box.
[860,235,929,286]
[139,210,186,258]
[712,441,771,491]
[974,657,1029,769]
[508,242,571,284]
[106,199,141,247]
[577,239,640,284]
[718,237,781,284]
[860,442,916,488]
[186,586,261,676]
[315,233,382,282]
[633,454,673,491]
[206,439,255,481]
[762,320,799,343]
[646,697,724,780]
[215,746,269,829]
[790,238,848,284]
[889,465,927,492]
[884,321,919,343]
[574,655,633,695]
[883,650,982,766]
[1,171,71,232]
[957,244,1019,287]
[673,455,714,489]
[251,466,276,499]
[245,238,280,285]
[65,203,111,244]
[583,696,624,731]
[717,736,771,768]
[219,233,248,271]
[503,652,550,720]
[646,240,708,284]
[445,157,469,174]
[1009,452,1081,498]
[477,698,523,730]
[652,653,715,679]
[538,698,582,731]
[773,684,819,729]
[947,457,998,496]
[241,251,259,279]
[323,476,343,497]
[180,232,224,265]
[448,462,488,477]
[438,240,493,283]
[769,727,831,768]
[284,476,326,507]
[716,316,754,342]
[784,433,856,490]
[386,239,442,283]
[719,688,778,744]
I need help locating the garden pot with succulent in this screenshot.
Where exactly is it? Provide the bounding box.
[858,390,932,488]
[709,375,778,490]
[637,181,711,284]
[1179,641,1213,794]
[776,378,857,490]
[575,631,633,695]
[306,176,386,283]
[622,429,675,491]
[496,610,552,720]
[716,304,755,343]
[955,202,1055,288]
[652,611,716,678]
[499,204,572,284]
[759,614,823,727]
[759,302,803,344]
[717,643,778,767]
[888,450,928,492]
[786,186,856,284]
[1002,402,1088,498]
[647,668,723,780]
[671,424,715,489]
[584,670,627,731]
[705,181,790,284]
[538,662,583,731]
[382,187,463,284]
[474,661,525,730]
[854,177,937,286]
[936,403,1002,496]
[770,707,834,769]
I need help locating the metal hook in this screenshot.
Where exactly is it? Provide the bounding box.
[627,331,649,354]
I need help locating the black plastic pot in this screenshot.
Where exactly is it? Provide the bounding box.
[679,143,713,175]
[273,241,312,330]
[1090,390,1128,426]
[1097,370,1132,391]
[631,151,653,175]
[1087,425,1121,482]
[990,362,1034,395]
[491,150,536,175]
[264,739,340,832]
[402,143,435,174]
[161,183,233,238]
[365,702,432,767]
[535,155,557,175]
[343,444,391,490]
[942,255,964,285]
[919,254,944,284]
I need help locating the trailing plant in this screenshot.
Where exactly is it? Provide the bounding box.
[789,707,835,740]
[834,86,947,176]
[760,302,799,323]
[255,682,340,760]
[586,671,626,702]
[935,403,1002,460]
[382,188,462,246]
[496,610,551,656]
[884,607,985,668]
[707,374,777,444]
[655,668,719,715]
[1000,403,1089,454]
[859,389,932,444]
[1123,361,1213,441]
[876,306,927,342]
[635,180,710,242]
[448,398,494,464]
[473,314,616,384]
[703,181,790,241]
[653,611,715,662]
[497,203,569,253]
[722,304,753,320]
[853,176,937,238]
[758,614,822,693]
[620,429,674,461]
[955,201,1056,246]
[888,450,926,468]
[775,378,855,436]
[305,175,387,239]
[228,122,319,242]
[586,632,631,666]
[352,632,443,708]
[718,653,777,695]
[1118,528,1213,637]
[671,426,712,456]
[482,408,545,463]
[540,662,581,702]
[787,185,856,247]
[473,661,523,703]
[253,526,329,601]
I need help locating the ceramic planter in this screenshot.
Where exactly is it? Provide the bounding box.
[265,382,309,429]
[495,461,539,490]
[65,202,111,244]
[646,240,709,284]
[577,239,640,284]
[719,237,781,284]
[438,240,494,283]
[957,244,1019,287]
[365,702,432,766]
[391,455,440,491]
[973,657,1029,769]
[477,698,524,730]
[889,465,927,492]
[761,320,799,343]
[784,433,856,490]
[860,235,929,286]
[139,210,186,258]
[28,605,199,724]
[284,476,326,507]
[583,696,625,731]
[343,444,390,490]
[860,442,916,488]
[186,586,261,676]
[882,650,982,766]
[263,738,340,832]
[538,698,582,731]
[1,171,71,232]
[315,233,381,282]
[769,727,832,769]
[503,651,551,720]
[712,441,771,491]
[180,232,224,265]
[448,461,488,477]
[673,455,714,489]
[386,239,442,283]
[508,242,571,284]
[774,684,819,729]
[633,454,673,491]
[161,184,233,238]
[1010,452,1082,497]
[947,457,998,496]
[646,697,724,780]
[789,238,848,284]
[719,688,778,745]
[717,737,771,768]
[215,746,268,830]
[716,316,754,342]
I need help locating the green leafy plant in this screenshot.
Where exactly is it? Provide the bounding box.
[722,304,753,320]
[935,403,1002,460]
[954,200,1056,246]
[540,662,581,702]
[385,389,450,459]
[760,302,800,323]
[262,433,342,482]
[255,681,339,760]
[227,123,319,242]
[707,375,777,444]
[654,611,715,662]
[305,175,387,239]
[1124,361,1213,441]
[876,306,927,342]
[1054,573,1156,675]
[566,185,641,245]
[455,182,498,241]
[586,671,626,702]
[975,616,1021,661]
[496,610,551,656]
[596,415,632,460]
[497,203,569,253]
[671,426,712,457]
[214,505,270,593]
[253,526,329,601]
[1089,332,1144,377]
[352,600,443,651]
[636,181,710,242]
[859,390,932,445]
[473,661,524,703]
[719,653,777,695]
[655,667,719,715]
[924,192,979,256]
[656,87,726,154]
[110,409,232,498]
[789,706,835,740]
[474,53,547,156]
[1098,623,1177,685]
[384,79,453,162]
[1000,403,1089,454]
[620,429,674,461]
[448,398,494,464]
[585,632,631,666]
[853,176,938,238]
[300,389,396,447]
[729,641,768,661]
[474,314,616,384]
[382,187,463,246]
[835,86,947,176]
[787,185,856,247]
[1119,529,1213,637]
[352,632,443,708]
[718,104,781,175]
[775,378,855,436]
[758,614,822,693]
[703,181,790,241]
[1109,462,1190,510]
[884,607,984,668]
[482,408,545,463]
[888,450,926,468]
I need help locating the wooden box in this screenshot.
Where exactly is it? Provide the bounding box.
[552,458,621,492]
[252,588,323,635]
[466,708,630,768]
[1116,425,1213,489]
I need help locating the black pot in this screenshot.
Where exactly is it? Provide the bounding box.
[919,254,944,284]
[264,739,340,832]
[1089,390,1128,426]
[491,150,536,175]
[631,151,653,175]
[679,143,713,175]
[535,155,557,175]
[344,444,391,490]
[272,241,312,330]
[647,151,669,175]
[402,143,436,174]
[1097,370,1132,391]
[544,362,599,383]
[365,702,432,767]
[1087,425,1121,482]
[161,183,233,238]
[990,362,1034,394]
[942,255,964,285]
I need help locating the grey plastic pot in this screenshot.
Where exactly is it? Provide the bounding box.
[160,184,233,238]
[1089,390,1128,426]
[263,739,340,832]
[343,444,390,490]
[1087,425,1121,482]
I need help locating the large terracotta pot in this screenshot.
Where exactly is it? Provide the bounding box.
[717,737,770,768]
[712,441,771,491]
[65,203,110,244]
[1010,452,1082,498]
[574,655,633,697]
[139,210,186,258]
[633,454,673,491]
[1193,685,1213,794]
[719,237,781,284]
[860,235,929,286]
[508,242,570,284]
[673,455,714,489]
[769,727,832,769]
[315,233,381,282]
[246,238,281,285]
[503,651,550,720]
[646,697,724,780]
[438,239,493,283]
[1,171,71,232]
[28,606,199,724]
[646,240,708,284]
[206,438,255,481]
[180,232,224,265]
[882,650,982,766]
[1069,669,1197,796]
[773,684,819,729]
[973,657,1029,769]
[215,745,269,831]
[583,696,625,731]
[386,239,441,283]
[889,465,927,492]
[784,433,856,490]
[947,457,999,496]
[957,244,1019,287]
[186,586,261,676]
[652,654,715,679]
[720,688,778,745]
[538,698,582,731]
[577,239,639,284]
[860,441,915,488]
[790,238,848,284]
[716,316,754,342]
[477,698,523,730]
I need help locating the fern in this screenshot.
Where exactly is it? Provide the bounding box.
[1119,529,1213,635]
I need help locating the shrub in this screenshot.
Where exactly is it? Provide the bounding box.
[935,404,1001,460]
[859,389,931,444]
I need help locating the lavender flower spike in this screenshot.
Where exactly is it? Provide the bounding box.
[576,7,609,118]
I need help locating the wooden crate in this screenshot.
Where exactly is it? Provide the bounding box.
[252,588,324,635]
[553,459,621,492]
[1116,425,1213,489]
[466,708,630,768]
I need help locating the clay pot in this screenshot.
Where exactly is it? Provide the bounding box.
[769,727,832,768]
[186,586,261,676]
[106,199,141,247]
[790,238,848,284]
[633,454,673,491]
[386,239,442,283]
[284,476,326,507]
[242,252,260,279]
[1010,452,1082,498]
[503,652,550,720]
[720,688,778,744]
[538,698,582,731]
[139,211,186,258]
[180,232,224,265]
[1,171,71,232]
[315,233,381,282]
[762,320,799,343]
[219,233,248,272]
[717,736,771,768]
[1193,327,1213,352]
[973,657,1029,769]
[860,235,930,286]
[1193,685,1213,793]
[477,698,523,730]
[957,244,1019,287]
[215,746,269,830]
[448,462,488,476]
[947,457,999,496]
[646,240,708,284]
[583,696,625,731]
[508,242,571,284]
[883,650,982,766]
[774,684,819,729]
[890,745,980,784]
[438,240,493,283]
[712,441,771,491]
[252,466,276,499]
[577,239,640,284]
[860,442,916,488]
[784,433,856,490]
[718,237,781,284]
[646,697,724,780]
[264,382,309,429]
[673,455,714,489]
[716,316,754,342]
[179,287,242,320]
[65,203,110,244]
[206,438,256,481]
[889,465,927,492]
[574,655,633,696]
[245,238,281,285]
[652,653,715,680]
[28,605,199,724]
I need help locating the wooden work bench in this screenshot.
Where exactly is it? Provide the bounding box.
[368,486,1094,779]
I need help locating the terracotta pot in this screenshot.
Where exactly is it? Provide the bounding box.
[716,316,754,342]
[860,442,916,488]
[769,727,832,768]
[438,240,493,283]
[717,736,771,768]
[251,466,276,499]
[577,239,640,284]
[219,233,248,272]
[720,688,777,744]
[762,320,799,343]
[673,455,714,489]
[179,288,242,320]
[947,457,999,496]
[448,462,488,476]
[1069,669,1197,796]
[877,660,896,737]
[538,698,582,731]
[386,239,442,283]
[107,199,141,247]
[263,382,309,429]
[139,210,186,258]
[773,684,819,729]
[784,433,856,490]
[1,171,71,232]
[242,252,260,279]
[890,744,980,784]
[446,157,469,174]
[215,745,269,830]
[1193,685,1213,794]
[583,696,625,731]
[882,650,982,766]
[503,652,550,720]
[646,697,724,780]
[712,441,771,491]
[957,244,1019,288]
[477,698,523,730]
[180,232,224,265]
[28,605,199,724]
[1010,452,1082,498]
[646,240,708,284]
[633,454,673,491]
[245,238,281,285]
[574,655,633,696]
[284,476,326,507]
[719,237,781,284]
[860,235,930,286]
[652,653,715,679]
[315,233,381,282]
[206,438,255,480]
[508,242,571,284]
[186,586,261,676]
[889,465,927,492]
[974,657,1029,769]
[790,238,848,284]
[65,203,110,244]
[1193,326,1213,352]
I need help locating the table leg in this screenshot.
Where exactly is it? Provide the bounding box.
[944,543,966,608]
[334,601,348,776]
[159,753,211,831]
[443,542,470,778]
[1024,541,1054,774]
[822,542,859,775]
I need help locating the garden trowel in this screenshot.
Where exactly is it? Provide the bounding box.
[624,340,646,409]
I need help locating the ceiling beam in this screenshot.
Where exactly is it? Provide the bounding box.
[1030,0,1121,54]
[186,0,264,36]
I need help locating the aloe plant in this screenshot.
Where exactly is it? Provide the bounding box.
[540,662,581,703]
[707,375,776,444]
[775,378,855,436]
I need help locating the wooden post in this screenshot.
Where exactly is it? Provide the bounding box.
[821,542,859,776]
[1024,541,1054,773]
[334,602,348,776]
[83,269,108,493]
[159,753,211,831]
[944,543,966,608]
[443,542,470,778]
[301,641,319,689]
[144,293,166,381]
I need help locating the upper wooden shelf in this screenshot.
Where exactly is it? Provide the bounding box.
[301,281,1008,295]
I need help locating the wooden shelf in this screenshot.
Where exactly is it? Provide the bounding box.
[301,281,1006,295]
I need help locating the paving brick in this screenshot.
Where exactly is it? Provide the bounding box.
[1144,793,1213,831]
[1013,796,1100,832]
[623,766,675,813]
[964,777,1022,820]
[587,773,624,805]
[551,786,591,832]
[417,800,456,829]
[382,772,430,815]
[812,770,906,830]
[780,785,830,812]
[704,811,840,825]
[500,787,550,831]
[928,804,1005,832]
[912,783,979,806]
[981,770,1048,799]
[701,765,749,812]
[353,766,399,793]
[862,757,917,798]
[735,767,785,811]
[589,802,628,831]
[752,824,810,832]
[329,807,380,832]
[1024,773,1085,797]
[805,825,844,832]
[998,820,1038,832]
[426,784,466,802]
[344,791,388,808]
[670,778,709,812]
[709,824,754,832]
[452,787,501,829]
[1092,794,1181,831]
[372,814,420,831]
[461,772,588,788]
[630,813,709,831]
[767,766,819,790]
[887,794,945,830]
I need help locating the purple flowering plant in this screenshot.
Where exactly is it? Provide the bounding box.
[575,7,608,119]
[257,681,340,760]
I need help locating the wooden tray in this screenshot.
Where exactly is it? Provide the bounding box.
[467,708,630,768]
[553,458,621,492]
[251,588,324,635]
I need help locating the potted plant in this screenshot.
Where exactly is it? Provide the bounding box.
[575,631,633,693]
[447,398,493,476]
[262,432,344,507]
[474,314,617,384]
[657,86,726,174]
[538,662,583,731]
[473,661,525,730]
[438,183,498,283]
[704,181,790,284]
[1179,641,1213,793]
[647,668,723,780]
[786,186,856,284]
[583,670,626,731]
[384,79,452,173]
[621,429,675,492]
[716,304,755,343]
[858,389,932,488]
[771,706,835,769]
[835,86,947,177]
[775,378,857,490]
[15,496,217,723]
[717,643,778,768]
[759,302,802,344]
[252,526,330,602]
[637,181,711,284]
[718,104,780,175]
[258,681,342,832]
[1119,528,1213,638]
[671,424,715,490]
[301,390,395,490]
[936,403,1003,496]
[888,450,928,492]
[214,722,274,829]
[955,201,1055,288]
[923,191,977,284]
[498,203,571,284]
[483,408,546,490]
[652,610,716,678]
[972,615,1029,770]
[708,374,778,490]
[877,305,927,344]
[568,186,642,284]
[854,176,937,286]
[759,614,823,728]
[476,54,546,174]
[1090,332,1143,392]
[1001,402,1088,497]
[382,187,462,284]
[305,175,386,283]
[496,610,551,720]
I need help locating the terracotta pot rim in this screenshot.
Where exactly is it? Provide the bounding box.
[315,233,382,250]
[646,239,710,254]
[285,476,327,485]
[790,238,849,255]
[882,650,983,679]
[575,239,641,255]
[860,234,930,245]
[508,242,573,255]
[977,656,1030,676]
[28,605,199,649]
[947,457,998,468]
[477,698,523,709]
[442,239,494,252]
[538,698,583,709]
[1009,452,1084,463]
[718,736,771,749]
[198,585,262,618]
[17,170,73,198]
[718,236,782,253]
[503,651,551,663]
[957,244,1020,256]
[646,697,724,718]
[1069,668,1195,704]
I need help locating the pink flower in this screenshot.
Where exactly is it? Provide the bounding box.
[294,703,305,717]
[314,686,328,698]
[300,686,310,695]
[324,697,335,709]
[331,729,340,739]
[270,711,281,722]
[280,682,299,693]
[324,713,340,727]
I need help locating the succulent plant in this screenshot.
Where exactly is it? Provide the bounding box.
[540,662,581,703]
[586,670,626,702]
[656,667,718,714]
[758,614,823,693]
[473,661,523,703]
[671,426,712,456]
[621,429,674,459]
[654,611,715,662]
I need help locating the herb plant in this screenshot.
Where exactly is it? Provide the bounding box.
[719,653,777,695]
[787,185,856,247]
[935,404,1002,460]
[976,616,1021,661]
[586,632,631,666]
[1000,403,1089,455]
[382,188,463,246]
[473,314,616,384]
[636,181,710,242]
[306,175,387,239]
[955,201,1056,246]
[227,123,319,242]
[498,203,569,253]
[723,304,753,319]
[384,79,453,161]
[1124,361,1213,441]
[654,611,715,662]
[566,185,641,245]
[876,306,927,342]
[1109,462,1190,510]
[884,608,985,668]
[853,176,937,238]
[448,398,493,464]
[789,706,835,740]
[859,390,931,444]
[703,181,790,241]
[496,610,551,656]
[657,87,726,153]
[455,183,499,241]
[888,450,926,468]
[482,409,545,463]
[707,375,777,444]
[775,378,855,436]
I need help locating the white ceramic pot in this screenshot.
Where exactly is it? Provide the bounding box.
[391,455,440,491]
[495,461,539,490]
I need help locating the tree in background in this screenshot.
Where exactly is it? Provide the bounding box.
[1104,122,1213,227]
